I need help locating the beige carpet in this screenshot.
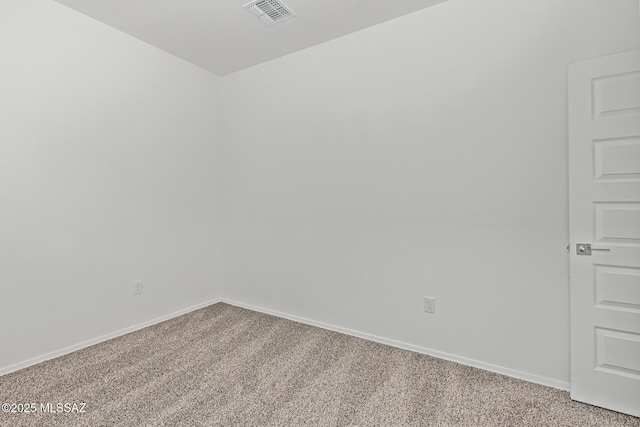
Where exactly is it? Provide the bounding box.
[1,303,638,427]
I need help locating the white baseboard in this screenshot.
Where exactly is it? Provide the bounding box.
[1,296,570,392]
[221,298,571,392]
[0,297,222,377]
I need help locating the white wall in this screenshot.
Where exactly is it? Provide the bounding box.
[220,0,640,385]
[1,0,638,388]
[0,0,222,370]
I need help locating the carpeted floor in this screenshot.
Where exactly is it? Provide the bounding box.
[0,303,638,426]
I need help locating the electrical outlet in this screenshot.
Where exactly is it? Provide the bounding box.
[424,296,435,314]
[133,280,143,295]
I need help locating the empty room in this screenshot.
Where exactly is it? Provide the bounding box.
[1,0,639,425]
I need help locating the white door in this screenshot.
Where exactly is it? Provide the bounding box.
[569,49,640,417]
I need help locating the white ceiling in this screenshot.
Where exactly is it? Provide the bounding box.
[53,0,447,76]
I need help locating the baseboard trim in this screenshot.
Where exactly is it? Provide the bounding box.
[0,297,223,377]
[221,298,571,391]
[1,296,571,392]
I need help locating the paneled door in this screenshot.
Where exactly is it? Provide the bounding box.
[569,49,640,417]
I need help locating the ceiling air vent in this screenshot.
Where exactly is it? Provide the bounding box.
[244,0,295,26]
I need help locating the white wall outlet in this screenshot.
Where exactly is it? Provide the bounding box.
[133,280,143,295]
[424,296,435,314]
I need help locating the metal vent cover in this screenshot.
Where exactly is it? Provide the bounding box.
[243,0,295,26]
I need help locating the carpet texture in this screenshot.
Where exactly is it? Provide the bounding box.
[0,302,638,427]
